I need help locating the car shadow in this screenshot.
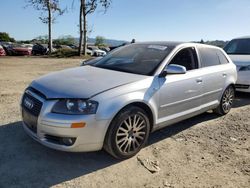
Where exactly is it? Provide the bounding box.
[0,121,118,187]
[148,111,218,145]
[0,111,220,187]
[233,91,250,108]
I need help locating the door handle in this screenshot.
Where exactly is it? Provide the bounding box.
[223,73,227,77]
[196,78,203,83]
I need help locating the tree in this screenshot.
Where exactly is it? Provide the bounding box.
[78,0,111,56]
[26,0,65,54]
[95,36,105,46]
[53,35,75,45]
[33,35,49,44]
[0,32,15,42]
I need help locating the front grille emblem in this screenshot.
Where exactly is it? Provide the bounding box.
[24,98,34,109]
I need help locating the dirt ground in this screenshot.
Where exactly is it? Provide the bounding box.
[0,57,249,188]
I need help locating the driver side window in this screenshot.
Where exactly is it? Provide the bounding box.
[169,47,198,71]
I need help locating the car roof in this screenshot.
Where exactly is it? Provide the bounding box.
[134,41,183,47]
[133,41,221,50]
[231,36,250,40]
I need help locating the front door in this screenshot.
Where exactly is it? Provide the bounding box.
[157,47,203,125]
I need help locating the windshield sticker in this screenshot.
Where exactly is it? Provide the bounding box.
[148,45,168,51]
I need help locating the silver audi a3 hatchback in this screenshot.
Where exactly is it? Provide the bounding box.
[21,42,237,159]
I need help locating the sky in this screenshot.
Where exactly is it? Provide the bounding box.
[0,0,250,42]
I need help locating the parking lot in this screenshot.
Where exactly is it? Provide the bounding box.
[0,57,249,188]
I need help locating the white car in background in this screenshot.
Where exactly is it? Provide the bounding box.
[224,36,250,92]
[88,46,107,56]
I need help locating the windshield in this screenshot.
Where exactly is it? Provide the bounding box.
[92,44,174,75]
[224,39,250,55]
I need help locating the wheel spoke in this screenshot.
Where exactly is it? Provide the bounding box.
[124,119,131,130]
[133,115,138,127]
[136,135,144,140]
[135,121,144,129]
[128,116,132,128]
[136,124,146,132]
[132,140,136,150]
[117,137,127,144]
[119,139,128,149]
[117,132,127,137]
[118,127,128,133]
[127,140,132,152]
[124,140,130,152]
[134,138,140,147]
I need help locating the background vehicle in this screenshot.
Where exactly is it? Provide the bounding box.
[32,44,48,55]
[12,44,32,56]
[0,45,6,56]
[88,46,106,56]
[86,48,94,56]
[224,36,250,92]
[99,46,110,53]
[21,42,236,159]
[1,43,14,55]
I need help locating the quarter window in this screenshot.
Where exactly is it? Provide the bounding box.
[216,50,229,64]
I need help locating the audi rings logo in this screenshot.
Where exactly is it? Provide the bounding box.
[24,98,34,109]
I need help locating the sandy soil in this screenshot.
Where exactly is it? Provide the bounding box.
[0,57,249,188]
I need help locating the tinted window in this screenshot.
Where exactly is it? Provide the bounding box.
[93,44,174,75]
[169,47,198,71]
[199,48,221,67]
[224,39,250,55]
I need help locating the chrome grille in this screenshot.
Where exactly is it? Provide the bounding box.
[22,92,43,117]
[235,84,250,89]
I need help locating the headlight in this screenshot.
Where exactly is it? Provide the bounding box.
[52,99,98,115]
[239,65,250,71]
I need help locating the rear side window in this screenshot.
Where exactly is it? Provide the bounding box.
[199,48,221,67]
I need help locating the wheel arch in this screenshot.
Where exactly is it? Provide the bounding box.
[106,101,155,134]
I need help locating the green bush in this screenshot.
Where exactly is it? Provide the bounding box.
[50,49,78,58]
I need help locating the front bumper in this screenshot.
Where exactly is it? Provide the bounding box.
[21,90,110,152]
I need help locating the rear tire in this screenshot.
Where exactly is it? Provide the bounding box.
[213,85,235,115]
[104,106,150,159]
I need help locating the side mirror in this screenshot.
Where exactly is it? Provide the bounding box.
[81,57,103,66]
[159,64,186,77]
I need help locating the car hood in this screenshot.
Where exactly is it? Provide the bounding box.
[30,66,147,99]
[229,55,250,66]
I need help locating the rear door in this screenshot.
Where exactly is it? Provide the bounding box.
[197,47,228,106]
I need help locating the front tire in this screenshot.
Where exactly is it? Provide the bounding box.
[214,85,235,115]
[104,106,150,159]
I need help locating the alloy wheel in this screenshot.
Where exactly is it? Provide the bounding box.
[222,86,234,113]
[115,114,147,154]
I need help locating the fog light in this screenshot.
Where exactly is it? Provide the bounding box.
[61,137,76,146]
